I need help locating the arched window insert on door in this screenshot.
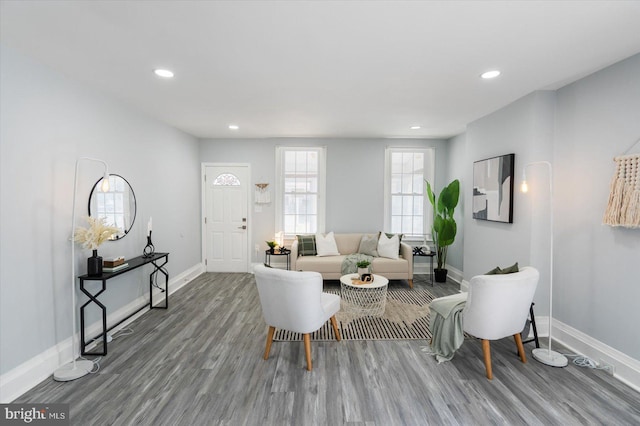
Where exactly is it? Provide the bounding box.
[213,173,241,186]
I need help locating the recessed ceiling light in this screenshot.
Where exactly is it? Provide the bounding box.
[410,126,421,130]
[154,69,174,78]
[481,70,501,79]
[228,124,239,130]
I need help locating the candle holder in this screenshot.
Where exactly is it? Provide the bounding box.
[143,231,155,258]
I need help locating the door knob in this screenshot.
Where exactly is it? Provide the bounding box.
[238,225,247,229]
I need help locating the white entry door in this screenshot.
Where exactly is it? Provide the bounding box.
[204,165,249,272]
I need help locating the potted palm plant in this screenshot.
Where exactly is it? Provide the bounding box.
[426,179,460,282]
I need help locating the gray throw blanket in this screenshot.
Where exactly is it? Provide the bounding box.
[429,292,467,363]
[341,254,374,275]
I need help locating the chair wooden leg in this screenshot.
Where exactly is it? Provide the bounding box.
[482,339,493,380]
[514,333,527,363]
[330,316,341,341]
[408,279,413,289]
[303,333,312,371]
[263,326,275,360]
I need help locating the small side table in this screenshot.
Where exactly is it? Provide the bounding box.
[413,250,435,286]
[340,273,389,317]
[264,249,291,270]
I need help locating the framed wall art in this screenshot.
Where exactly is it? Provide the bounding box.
[472,153,515,223]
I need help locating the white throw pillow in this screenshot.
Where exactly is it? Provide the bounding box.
[315,232,340,256]
[378,233,399,259]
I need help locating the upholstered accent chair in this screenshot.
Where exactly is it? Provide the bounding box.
[463,266,540,379]
[253,264,341,371]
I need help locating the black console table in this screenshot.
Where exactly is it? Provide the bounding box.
[79,252,169,356]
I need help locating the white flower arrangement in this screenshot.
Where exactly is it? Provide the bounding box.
[74,216,120,250]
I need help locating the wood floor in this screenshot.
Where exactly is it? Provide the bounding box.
[16,273,640,425]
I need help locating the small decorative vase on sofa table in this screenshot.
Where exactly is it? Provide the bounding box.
[88,249,103,276]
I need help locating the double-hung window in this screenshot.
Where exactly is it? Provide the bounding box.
[275,146,326,238]
[384,148,435,240]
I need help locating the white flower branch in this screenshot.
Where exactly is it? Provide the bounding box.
[73,216,120,250]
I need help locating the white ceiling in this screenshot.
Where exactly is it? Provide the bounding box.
[2,1,640,140]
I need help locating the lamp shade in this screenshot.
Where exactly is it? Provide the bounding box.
[275,231,284,247]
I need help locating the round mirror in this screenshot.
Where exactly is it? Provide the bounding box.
[88,174,137,240]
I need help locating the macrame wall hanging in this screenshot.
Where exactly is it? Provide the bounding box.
[255,183,271,204]
[603,139,640,228]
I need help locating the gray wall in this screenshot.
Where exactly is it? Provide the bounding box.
[444,133,466,272]
[554,53,640,358]
[200,138,449,262]
[460,53,640,361]
[0,47,202,374]
[463,90,556,299]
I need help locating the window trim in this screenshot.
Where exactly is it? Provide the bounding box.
[383,147,435,241]
[275,146,327,240]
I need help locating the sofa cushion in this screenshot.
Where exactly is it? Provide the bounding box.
[296,234,317,256]
[372,256,408,274]
[316,232,341,256]
[378,233,400,259]
[485,262,519,275]
[357,233,379,257]
[334,234,363,255]
[485,266,502,275]
[501,262,519,274]
[384,232,404,253]
[297,255,347,274]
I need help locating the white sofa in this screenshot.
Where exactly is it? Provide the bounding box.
[290,233,414,288]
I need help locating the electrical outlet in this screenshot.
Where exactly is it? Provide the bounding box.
[599,359,614,375]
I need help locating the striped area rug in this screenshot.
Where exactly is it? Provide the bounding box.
[273,288,434,341]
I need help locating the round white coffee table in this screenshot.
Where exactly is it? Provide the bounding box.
[339,273,389,317]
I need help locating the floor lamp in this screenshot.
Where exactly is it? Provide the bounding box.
[521,161,568,368]
[53,157,110,381]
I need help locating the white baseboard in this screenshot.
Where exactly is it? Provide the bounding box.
[413,258,433,275]
[551,318,640,393]
[0,341,69,404]
[163,263,204,298]
[426,276,640,393]
[527,317,640,393]
[0,262,204,403]
[83,263,204,352]
[414,263,462,284]
[445,265,463,284]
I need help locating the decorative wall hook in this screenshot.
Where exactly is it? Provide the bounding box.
[255,183,271,204]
